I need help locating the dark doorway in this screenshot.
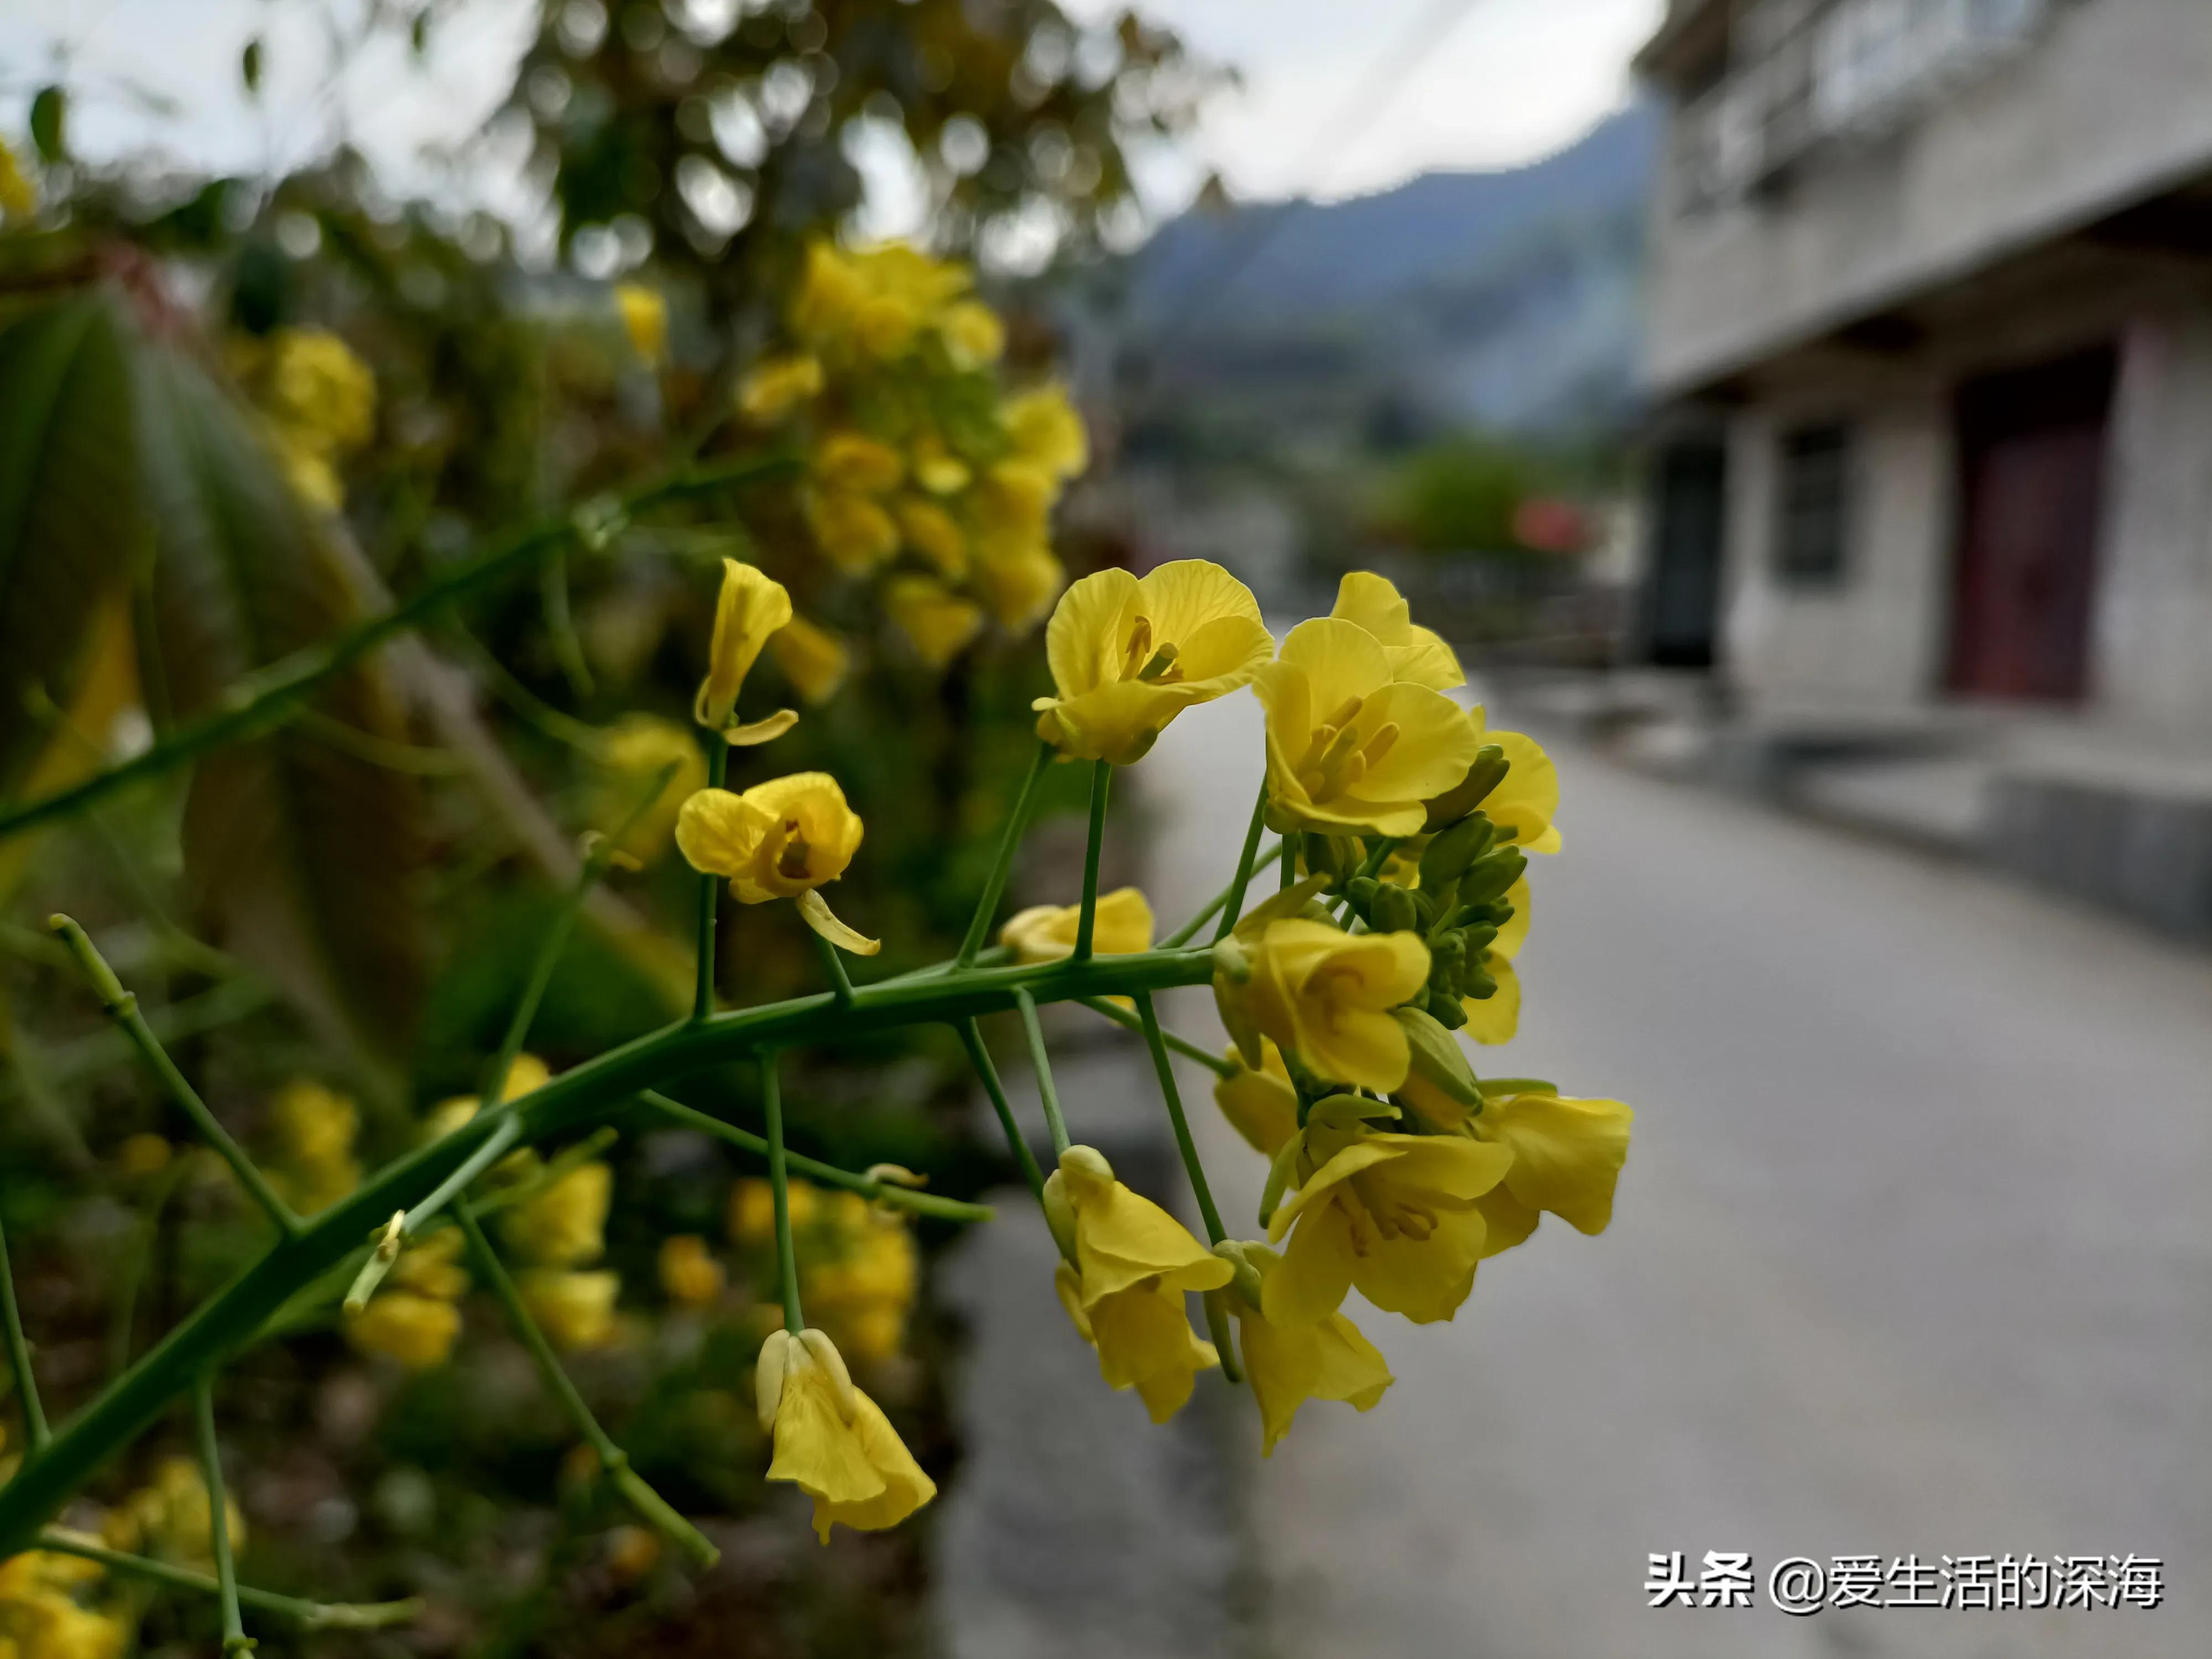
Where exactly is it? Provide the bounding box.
[1947,346,2115,702]
[1641,437,1728,668]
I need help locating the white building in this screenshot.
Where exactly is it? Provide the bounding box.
[1633,0,2212,937]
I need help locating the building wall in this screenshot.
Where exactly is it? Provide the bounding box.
[1648,0,2212,395]
[2095,302,2212,732]
[1719,384,1953,711]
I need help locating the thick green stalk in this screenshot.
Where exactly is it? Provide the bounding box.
[1012,988,1071,1154]
[693,735,729,1019]
[0,455,801,846]
[0,1214,49,1448]
[954,1020,1048,1203]
[761,1053,804,1337]
[1072,760,1113,960]
[957,738,1055,967]
[1072,995,1235,1077]
[455,1202,718,1568]
[1133,994,1227,1246]
[636,1091,994,1222]
[1162,840,1285,949]
[190,1378,251,1656]
[1215,781,1274,942]
[50,916,300,1238]
[0,943,1213,1557]
[34,1530,424,1629]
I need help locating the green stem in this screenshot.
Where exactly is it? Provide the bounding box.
[454,1202,718,1569]
[0,455,801,846]
[1072,995,1235,1077]
[810,927,855,1006]
[191,1378,252,1656]
[50,916,300,1238]
[1072,760,1113,961]
[1133,993,1226,1245]
[0,944,1215,1557]
[761,1053,804,1337]
[33,1530,423,1630]
[1215,781,1273,942]
[1012,988,1070,1154]
[957,738,1055,968]
[1162,841,1284,949]
[0,1214,49,1449]
[107,1162,186,1381]
[342,1116,521,1314]
[953,1021,1048,1203]
[635,1091,994,1222]
[693,736,729,1020]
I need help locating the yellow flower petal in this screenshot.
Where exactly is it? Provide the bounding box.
[1485,728,1561,854]
[998,887,1154,964]
[1477,1088,1632,1235]
[1329,571,1464,690]
[1460,952,1521,1046]
[885,574,985,670]
[799,888,881,956]
[771,613,852,705]
[695,559,793,728]
[1212,1039,1298,1157]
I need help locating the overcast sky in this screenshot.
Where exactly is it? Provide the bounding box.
[1,0,1663,216]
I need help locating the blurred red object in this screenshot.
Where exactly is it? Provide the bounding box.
[1512,496,1587,554]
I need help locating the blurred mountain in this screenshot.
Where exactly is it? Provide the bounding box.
[1116,101,1658,440]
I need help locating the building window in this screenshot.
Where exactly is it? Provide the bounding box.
[1775,422,1853,587]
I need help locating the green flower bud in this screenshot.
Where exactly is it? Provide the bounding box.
[1394,1005,1483,1108]
[1457,846,1527,906]
[1369,882,1420,935]
[1418,813,1496,891]
[1422,744,1509,832]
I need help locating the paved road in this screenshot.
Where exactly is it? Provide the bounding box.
[1139,692,2212,1659]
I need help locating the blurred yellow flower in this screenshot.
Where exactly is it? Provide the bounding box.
[1047,1146,1232,1422]
[804,488,901,573]
[895,495,967,577]
[267,1078,359,1217]
[677,773,878,953]
[1254,619,1486,837]
[1328,571,1464,690]
[968,461,1054,562]
[909,434,972,495]
[884,575,985,670]
[266,327,375,452]
[0,138,37,219]
[615,283,668,367]
[737,353,825,423]
[113,1457,246,1570]
[940,298,1005,367]
[421,1053,552,1142]
[731,1175,820,1244]
[501,1161,612,1267]
[387,1228,470,1301]
[591,714,707,863]
[770,613,852,705]
[117,1133,172,1178]
[758,1328,936,1541]
[1032,561,1272,764]
[659,1234,726,1306]
[695,557,795,737]
[1230,1243,1393,1454]
[1219,919,1430,1092]
[806,1222,917,1364]
[346,1291,462,1369]
[812,430,905,495]
[971,544,1064,634]
[1001,383,1088,481]
[999,886,1153,964]
[519,1268,622,1351]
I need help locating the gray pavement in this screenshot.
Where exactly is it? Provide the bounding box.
[1133,692,2212,1659]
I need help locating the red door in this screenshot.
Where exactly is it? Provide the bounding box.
[1947,348,2115,702]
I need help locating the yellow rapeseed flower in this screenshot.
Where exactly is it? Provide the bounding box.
[1463,1084,1632,1258]
[676,772,878,953]
[1328,571,1464,690]
[1213,1037,1298,1157]
[972,544,1065,634]
[659,1234,726,1306]
[812,430,905,495]
[770,612,853,705]
[758,1328,936,1540]
[1218,918,1430,1093]
[1421,719,1561,853]
[737,352,825,423]
[501,1161,612,1267]
[591,714,708,864]
[1000,887,1153,965]
[806,1221,917,1364]
[346,1291,462,1369]
[804,487,902,572]
[116,1457,246,1569]
[1001,383,1089,481]
[387,1228,470,1301]
[895,495,968,577]
[884,575,985,670]
[421,1053,552,1142]
[519,1268,622,1351]
[695,557,797,740]
[940,298,1005,368]
[266,328,376,453]
[266,1078,359,1217]
[615,282,668,367]
[731,1175,821,1244]
[1255,618,1486,837]
[1032,561,1273,764]
[1229,1243,1393,1455]
[1046,1146,1232,1422]
[1264,1126,1513,1326]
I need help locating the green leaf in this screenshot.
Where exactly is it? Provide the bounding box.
[135,343,429,1058]
[0,293,142,797]
[28,87,66,164]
